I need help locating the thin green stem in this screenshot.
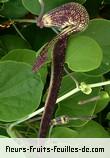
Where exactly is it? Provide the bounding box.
[12,23,27,41]
[78,96,101,105]
[64,67,79,88]
[90,80,110,88]
[38,0,45,19]
[7,108,44,137]
[56,87,80,103]
[13,19,36,23]
[48,125,54,138]
[51,27,60,34]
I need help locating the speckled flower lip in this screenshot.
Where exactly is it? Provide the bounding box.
[37,2,89,33]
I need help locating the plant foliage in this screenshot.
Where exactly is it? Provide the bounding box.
[0,0,110,138]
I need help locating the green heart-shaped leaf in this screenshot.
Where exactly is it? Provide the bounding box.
[0,61,43,122]
[66,36,103,72]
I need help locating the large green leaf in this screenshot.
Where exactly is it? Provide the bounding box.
[1,49,36,65]
[66,36,102,72]
[74,120,109,138]
[22,0,86,15]
[50,127,78,138]
[82,19,110,76]
[1,49,48,84]
[0,135,8,138]
[0,0,28,18]
[50,120,109,138]
[0,35,31,58]
[0,0,9,3]
[106,112,110,120]
[95,91,110,114]
[56,72,102,127]
[0,61,43,122]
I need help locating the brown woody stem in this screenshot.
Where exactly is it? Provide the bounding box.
[38,35,67,137]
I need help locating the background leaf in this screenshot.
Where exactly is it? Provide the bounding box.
[0,61,43,122]
[22,0,86,15]
[1,49,48,84]
[0,0,28,18]
[106,112,110,120]
[1,49,36,65]
[74,120,109,138]
[95,91,110,114]
[0,135,8,138]
[50,127,78,138]
[50,120,109,138]
[82,19,110,76]
[0,0,9,3]
[66,35,103,72]
[0,35,31,58]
